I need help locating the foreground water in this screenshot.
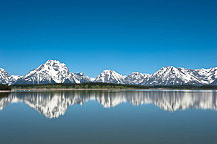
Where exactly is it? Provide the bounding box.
[0,90,217,144]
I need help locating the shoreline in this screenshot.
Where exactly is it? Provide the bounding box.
[11,88,143,92]
[0,88,216,92]
[0,90,11,93]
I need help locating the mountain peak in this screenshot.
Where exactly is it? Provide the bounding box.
[125,72,150,85]
[162,66,176,70]
[0,68,18,85]
[102,70,116,73]
[43,60,67,69]
[129,72,142,75]
[95,70,125,84]
[1,62,217,86]
[15,60,90,84]
[155,66,179,74]
[101,70,124,77]
[45,60,61,64]
[0,68,7,73]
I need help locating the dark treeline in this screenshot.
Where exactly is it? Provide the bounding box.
[10,82,217,90]
[12,82,146,89]
[0,84,11,90]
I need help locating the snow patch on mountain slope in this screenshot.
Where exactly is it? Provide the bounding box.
[1,61,217,86]
[0,68,21,85]
[125,72,150,85]
[95,70,126,84]
[141,66,217,86]
[15,60,90,84]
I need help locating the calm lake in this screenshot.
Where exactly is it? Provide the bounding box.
[0,90,217,144]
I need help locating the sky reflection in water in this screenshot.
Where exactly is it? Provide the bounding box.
[0,90,217,144]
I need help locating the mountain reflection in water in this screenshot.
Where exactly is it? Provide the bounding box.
[0,90,217,118]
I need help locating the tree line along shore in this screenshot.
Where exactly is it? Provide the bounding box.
[1,83,217,90]
[0,84,11,90]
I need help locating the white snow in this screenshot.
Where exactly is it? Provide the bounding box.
[1,61,217,86]
[15,60,90,84]
[95,70,126,84]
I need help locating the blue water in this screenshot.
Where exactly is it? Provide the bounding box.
[0,90,217,144]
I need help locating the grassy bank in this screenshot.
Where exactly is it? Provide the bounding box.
[11,82,217,90]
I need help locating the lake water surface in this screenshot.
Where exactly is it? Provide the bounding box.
[1,90,217,144]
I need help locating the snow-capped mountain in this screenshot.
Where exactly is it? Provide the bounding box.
[125,72,150,85]
[95,70,126,84]
[0,68,21,85]
[141,66,200,85]
[65,72,90,83]
[15,60,90,84]
[0,61,217,86]
[195,67,217,85]
[93,66,217,86]
[141,66,217,86]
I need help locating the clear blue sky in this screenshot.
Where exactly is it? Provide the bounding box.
[0,0,217,77]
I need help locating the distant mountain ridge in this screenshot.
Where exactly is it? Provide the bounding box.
[0,68,21,85]
[0,60,217,85]
[94,70,126,84]
[15,60,90,84]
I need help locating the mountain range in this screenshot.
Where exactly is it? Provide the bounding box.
[0,60,217,85]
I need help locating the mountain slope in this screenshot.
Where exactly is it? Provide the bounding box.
[141,66,203,85]
[65,73,90,84]
[125,72,150,85]
[1,60,217,86]
[15,60,90,84]
[141,66,217,86]
[0,68,20,85]
[95,70,126,84]
[195,67,217,85]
